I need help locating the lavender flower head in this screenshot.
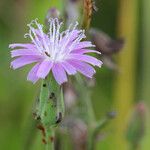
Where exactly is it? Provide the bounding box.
[10,18,102,84]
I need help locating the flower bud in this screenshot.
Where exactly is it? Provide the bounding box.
[126,102,146,148]
[89,28,124,55]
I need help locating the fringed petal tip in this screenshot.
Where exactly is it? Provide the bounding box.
[10,50,18,58]
[91,44,96,48]
[10,64,13,69]
[95,51,101,55]
[29,78,40,84]
[27,63,41,84]
[97,50,101,55]
[10,52,13,58]
[9,43,22,49]
[98,61,103,67]
[52,63,68,85]
[9,44,15,49]
[27,78,38,84]
[10,62,16,70]
[86,50,101,54]
[58,79,68,85]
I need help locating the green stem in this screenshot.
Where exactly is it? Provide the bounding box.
[86,93,96,124]
[45,127,55,150]
[75,74,95,124]
[84,90,96,150]
[84,90,95,150]
[35,75,65,150]
[75,75,96,150]
[75,75,115,150]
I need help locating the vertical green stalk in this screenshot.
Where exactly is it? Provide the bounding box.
[35,75,65,150]
[140,0,150,149]
[45,128,54,150]
[75,75,95,124]
[75,75,96,150]
[112,0,138,149]
[83,87,95,150]
[75,75,115,150]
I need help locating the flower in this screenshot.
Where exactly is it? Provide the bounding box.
[10,18,102,84]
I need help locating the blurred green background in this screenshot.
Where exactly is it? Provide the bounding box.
[0,0,150,150]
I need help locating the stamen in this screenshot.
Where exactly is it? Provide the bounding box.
[27,23,42,46]
[24,18,87,62]
[67,30,86,53]
[60,23,76,50]
[34,19,49,53]
[26,28,42,52]
[55,19,63,48]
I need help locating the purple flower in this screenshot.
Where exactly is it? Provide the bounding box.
[10,18,102,85]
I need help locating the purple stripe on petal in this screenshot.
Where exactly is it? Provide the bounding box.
[71,49,101,54]
[36,60,53,79]
[11,56,42,69]
[68,30,81,42]
[11,49,41,58]
[60,30,80,46]
[9,43,35,49]
[69,54,103,67]
[27,63,41,84]
[61,61,77,75]
[52,63,67,85]
[68,60,96,78]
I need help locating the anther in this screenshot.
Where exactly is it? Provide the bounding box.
[45,51,50,57]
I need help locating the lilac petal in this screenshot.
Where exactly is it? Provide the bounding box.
[27,63,41,83]
[68,60,96,78]
[35,29,49,42]
[73,41,95,50]
[68,30,80,42]
[60,30,80,46]
[61,61,77,75]
[11,49,41,58]
[37,60,53,79]
[9,43,35,49]
[69,54,103,67]
[52,63,67,85]
[71,49,101,54]
[11,56,42,69]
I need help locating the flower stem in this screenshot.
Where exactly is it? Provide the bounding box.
[45,127,55,150]
[75,75,96,150]
[75,74,95,124]
[34,75,65,150]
